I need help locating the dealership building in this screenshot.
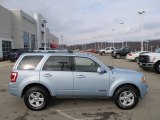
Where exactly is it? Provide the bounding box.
[0,5,59,60]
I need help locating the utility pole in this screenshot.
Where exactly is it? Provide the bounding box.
[61,35,64,50]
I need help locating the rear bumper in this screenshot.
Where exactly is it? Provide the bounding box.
[8,83,21,97]
[126,56,134,61]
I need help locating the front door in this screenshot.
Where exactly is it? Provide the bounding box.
[73,57,109,97]
[40,56,73,96]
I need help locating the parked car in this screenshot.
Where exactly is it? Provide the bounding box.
[9,52,148,111]
[95,49,100,54]
[126,51,150,62]
[8,48,30,62]
[138,48,160,73]
[86,49,96,53]
[99,47,115,55]
[112,47,131,59]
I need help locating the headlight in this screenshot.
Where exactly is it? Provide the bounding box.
[141,77,146,83]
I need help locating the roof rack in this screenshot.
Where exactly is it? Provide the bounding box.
[32,50,74,54]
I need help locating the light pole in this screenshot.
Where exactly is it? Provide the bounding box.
[120,22,125,48]
[61,35,63,50]
[146,41,149,51]
[138,11,146,51]
[42,19,47,50]
[151,46,153,52]
[144,44,147,51]
[112,29,116,47]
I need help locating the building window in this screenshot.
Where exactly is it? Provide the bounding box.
[31,34,36,50]
[23,32,29,49]
[2,40,12,60]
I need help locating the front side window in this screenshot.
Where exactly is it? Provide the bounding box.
[43,56,70,71]
[74,57,100,72]
[17,56,43,70]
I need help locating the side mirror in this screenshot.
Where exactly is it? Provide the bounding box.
[97,67,105,74]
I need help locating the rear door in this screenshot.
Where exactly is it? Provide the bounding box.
[40,56,73,96]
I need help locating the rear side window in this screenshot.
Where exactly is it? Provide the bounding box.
[42,56,70,71]
[17,56,43,70]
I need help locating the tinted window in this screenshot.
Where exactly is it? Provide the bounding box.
[17,56,43,70]
[74,57,100,72]
[43,56,70,71]
[123,48,129,52]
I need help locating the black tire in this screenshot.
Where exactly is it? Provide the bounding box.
[10,59,15,62]
[134,57,139,62]
[24,87,50,111]
[114,85,139,110]
[101,52,105,56]
[116,54,121,59]
[155,62,160,74]
[142,67,147,70]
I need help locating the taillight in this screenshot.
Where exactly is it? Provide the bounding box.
[11,72,18,82]
[128,53,132,56]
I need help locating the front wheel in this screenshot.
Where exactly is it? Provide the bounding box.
[24,87,50,111]
[114,85,139,110]
[155,62,160,74]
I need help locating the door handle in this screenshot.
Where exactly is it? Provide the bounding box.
[77,75,85,78]
[44,73,52,77]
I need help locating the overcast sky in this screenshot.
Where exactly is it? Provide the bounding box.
[1,0,160,45]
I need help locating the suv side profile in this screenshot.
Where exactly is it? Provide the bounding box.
[112,47,131,59]
[9,52,148,111]
[99,47,115,55]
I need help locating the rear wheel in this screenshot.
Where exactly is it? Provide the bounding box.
[155,62,160,74]
[114,85,139,110]
[116,54,121,59]
[24,87,50,111]
[101,52,105,56]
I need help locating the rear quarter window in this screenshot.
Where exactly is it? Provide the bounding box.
[17,56,43,70]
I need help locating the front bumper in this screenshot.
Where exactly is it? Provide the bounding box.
[138,62,154,68]
[140,82,148,98]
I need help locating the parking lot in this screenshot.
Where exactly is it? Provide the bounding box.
[0,54,160,120]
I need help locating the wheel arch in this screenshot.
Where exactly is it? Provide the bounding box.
[111,83,141,98]
[154,60,160,68]
[21,83,51,98]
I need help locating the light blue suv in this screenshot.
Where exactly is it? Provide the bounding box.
[9,52,148,110]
